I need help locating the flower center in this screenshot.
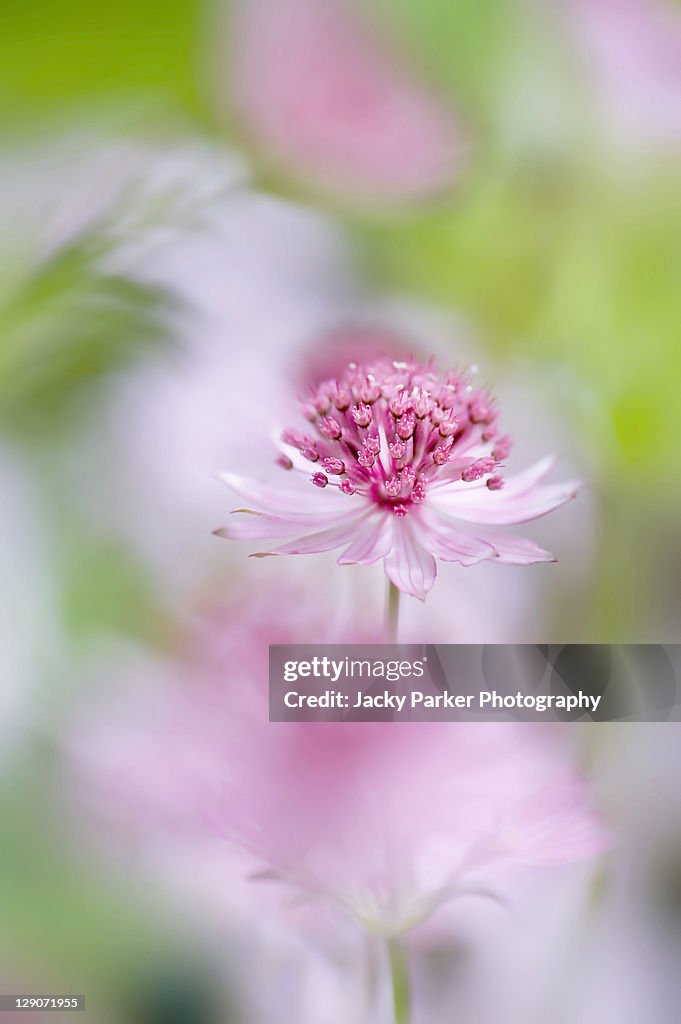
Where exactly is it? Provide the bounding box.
[279,358,512,513]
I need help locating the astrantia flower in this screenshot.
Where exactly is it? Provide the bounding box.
[216,357,582,600]
[68,591,609,943]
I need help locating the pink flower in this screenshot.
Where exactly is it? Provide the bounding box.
[68,593,608,941]
[223,0,466,208]
[216,357,582,600]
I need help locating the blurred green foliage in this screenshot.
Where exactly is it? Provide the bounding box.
[0,236,170,435]
[360,167,681,478]
[0,779,218,1022]
[59,526,165,645]
[373,0,519,114]
[0,0,205,132]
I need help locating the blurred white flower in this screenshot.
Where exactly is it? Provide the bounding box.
[560,0,681,155]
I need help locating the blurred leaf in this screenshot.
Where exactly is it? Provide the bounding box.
[0,235,172,435]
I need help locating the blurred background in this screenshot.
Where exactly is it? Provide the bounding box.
[0,1,680,1021]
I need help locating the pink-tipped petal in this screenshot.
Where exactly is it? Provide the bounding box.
[384,518,437,601]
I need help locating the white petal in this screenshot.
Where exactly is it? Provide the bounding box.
[215,505,361,541]
[337,510,394,565]
[252,511,373,557]
[433,455,557,496]
[430,458,582,525]
[471,530,555,565]
[384,518,437,601]
[417,509,496,565]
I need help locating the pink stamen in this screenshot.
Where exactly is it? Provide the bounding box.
[469,396,494,424]
[413,388,434,419]
[438,409,459,438]
[432,440,453,466]
[401,466,416,494]
[396,410,416,440]
[462,457,497,482]
[389,390,410,417]
[359,377,381,404]
[281,428,304,448]
[331,385,351,411]
[492,435,513,461]
[319,416,343,440]
[322,457,346,475]
[412,478,427,503]
[280,356,514,516]
[351,403,372,428]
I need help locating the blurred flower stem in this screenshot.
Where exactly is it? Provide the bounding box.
[386,580,401,643]
[388,938,410,1024]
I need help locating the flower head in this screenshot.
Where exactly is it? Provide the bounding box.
[216,357,582,600]
[224,0,466,209]
[68,590,609,942]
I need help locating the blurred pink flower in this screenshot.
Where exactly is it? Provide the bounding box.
[216,357,581,600]
[69,592,608,941]
[224,0,466,207]
[563,0,681,151]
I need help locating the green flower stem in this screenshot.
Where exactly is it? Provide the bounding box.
[386,580,400,644]
[388,938,410,1024]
